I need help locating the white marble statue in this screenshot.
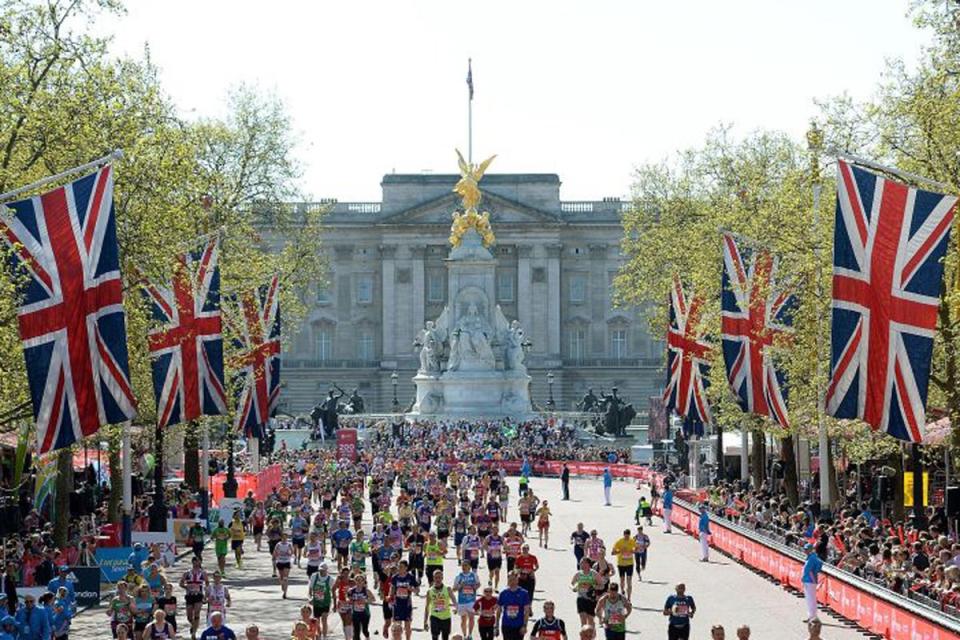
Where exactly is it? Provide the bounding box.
[504,319,527,372]
[447,302,495,371]
[415,320,442,374]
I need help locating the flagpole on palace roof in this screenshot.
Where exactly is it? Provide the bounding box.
[467,58,473,164]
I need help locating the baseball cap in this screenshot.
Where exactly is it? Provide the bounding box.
[803,543,814,552]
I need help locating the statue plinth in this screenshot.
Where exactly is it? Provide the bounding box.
[408,151,533,420]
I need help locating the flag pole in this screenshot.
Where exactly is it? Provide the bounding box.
[467,58,473,164]
[0,149,124,204]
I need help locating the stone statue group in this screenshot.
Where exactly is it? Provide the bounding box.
[415,301,528,375]
[310,386,366,437]
[576,386,636,437]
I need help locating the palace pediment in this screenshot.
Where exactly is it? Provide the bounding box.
[378,191,562,226]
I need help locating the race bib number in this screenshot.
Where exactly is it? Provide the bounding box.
[506,605,520,619]
[673,603,690,617]
[433,599,447,613]
[396,587,409,598]
[462,585,475,595]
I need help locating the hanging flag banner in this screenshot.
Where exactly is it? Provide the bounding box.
[228,275,281,438]
[825,160,956,442]
[0,165,137,454]
[143,235,227,428]
[663,275,713,431]
[336,428,358,462]
[720,233,795,428]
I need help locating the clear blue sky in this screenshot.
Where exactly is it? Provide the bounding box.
[102,1,931,201]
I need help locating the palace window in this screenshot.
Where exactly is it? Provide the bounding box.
[358,331,375,361]
[569,273,587,304]
[569,327,586,362]
[497,271,515,302]
[316,282,331,304]
[427,270,444,302]
[355,274,374,304]
[609,328,627,359]
[316,327,333,362]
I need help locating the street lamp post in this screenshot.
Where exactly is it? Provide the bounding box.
[223,429,238,499]
[147,424,167,531]
[391,371,400,412]
[546,372,555,410]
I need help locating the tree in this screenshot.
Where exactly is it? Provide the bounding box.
[0,0,327,518]
[616,127,835,505]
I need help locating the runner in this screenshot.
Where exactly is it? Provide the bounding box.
[535,500,552,548]
[483,526,505,590]
[332,523,354,573]
[424,532,447,583]
[155,582,178,635]
[206,571,231,624]
[516,544,540,600]
[496,571,531,640]
[188,519,206,560]
[504,524,523,574]
[530,600,568,640]
[130,584,155,636]
[306,531,325,577]
[179,557,208,640]
[663,583,696,640]
[423,569,456,640]
[273,532,295,599]
[453,510,469,563]
[291,510,309,567]
[266,517,284,577]
[610,530,636,601]
[199,611,236,640]
[308,562,335,638]
[250,502,267,552]
[584,531,605,565]
[570,558,599,627]
[142,610,176,640]
[569,523,589,570]
[633,527,650,580]
[106,581,134,638]
[473,585,498,640]
[294,605,321,640]
[334,567,354,640]
[230,512,246,569]
[350,530,371,574]
[348,574,376,640]
[452,560,481,640]
[518,493,534,537]
[595,583,631,640]
[388,560,420,640]
[461,526,481,573]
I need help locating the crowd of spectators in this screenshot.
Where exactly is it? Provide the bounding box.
[699,480,960,615]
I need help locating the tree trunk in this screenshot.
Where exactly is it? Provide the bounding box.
[781,434,800,506]
[184,422,199,491]
[108,429,121,524]
[751,428,766,489]
[54,448,72,548]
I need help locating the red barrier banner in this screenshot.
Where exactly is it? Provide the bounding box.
[668,501,957,640]
[254,464,282,501]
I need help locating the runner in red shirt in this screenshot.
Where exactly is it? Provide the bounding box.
[515,544,540,599]
[473,585,498,640]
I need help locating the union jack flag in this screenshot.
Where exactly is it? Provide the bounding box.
[0,166,136,454]
[229,275,281,437]
[663,275,712,431]
[825,160,957,442]
[142,237,227,428]
[721,232,795,428]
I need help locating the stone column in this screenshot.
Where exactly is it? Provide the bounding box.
[380,245,397,357]
[546,244,562,356]
[411,246,426,334]
[517,245,533,334]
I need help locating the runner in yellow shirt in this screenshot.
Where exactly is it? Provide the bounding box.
[610,529,636,601]
[229,513,246,569]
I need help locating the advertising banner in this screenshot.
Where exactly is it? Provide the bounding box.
[336,428,358,462]
[95,547,133,582]
[132,530,177,568]
[69,566,101,608]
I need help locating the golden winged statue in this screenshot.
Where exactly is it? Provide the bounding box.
[450,149,497,248]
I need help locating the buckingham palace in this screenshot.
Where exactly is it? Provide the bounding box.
[273,171,663,415]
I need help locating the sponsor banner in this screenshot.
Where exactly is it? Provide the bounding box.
[95,547,133,583]
[69,566,101,607]
[132,530,177,568]
[336,428,358,462]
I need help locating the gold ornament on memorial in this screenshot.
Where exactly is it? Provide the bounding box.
[450,149,497,248]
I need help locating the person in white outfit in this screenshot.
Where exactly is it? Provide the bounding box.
[801,543,823,623]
